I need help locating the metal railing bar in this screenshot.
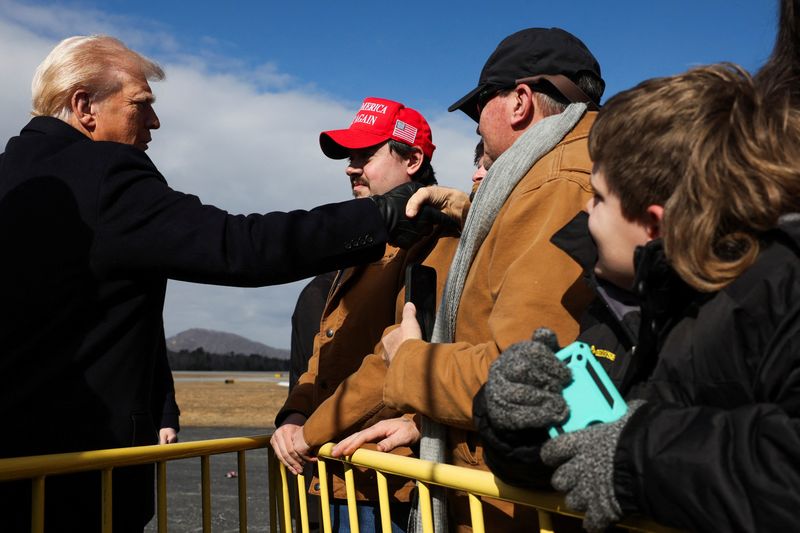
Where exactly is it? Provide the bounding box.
[0,436,270,481]
[277,458,293,533]
[296,472,310,533]
[417,480,433,533]
[3,434,677,533]
[157,461,167,533]
[237,451,248,533]
[101,468,113,533]
[537,510,555,533]
[267,450,279,533]
[31,475,45,533]
[317,458,333,533]
[375,470,391,533]
[468,493,485,533]
[201,455,211,533]
[342,462,360,533]
[319,445,680,533]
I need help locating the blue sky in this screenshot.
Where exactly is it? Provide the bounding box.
[0,0,777,348]
[88,0,774,108]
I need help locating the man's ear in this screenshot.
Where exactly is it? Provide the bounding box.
[406,147,424,176]
[70,90,97,132]
[509,84,536,128]
[644,205,664,238]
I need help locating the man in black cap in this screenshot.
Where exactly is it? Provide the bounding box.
[360,27,606,531]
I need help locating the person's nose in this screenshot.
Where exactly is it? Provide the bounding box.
[346,163,362,177]
[586,196,594,213]
[148,106,161,130]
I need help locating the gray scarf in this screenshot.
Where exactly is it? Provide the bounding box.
[409,103,587,533]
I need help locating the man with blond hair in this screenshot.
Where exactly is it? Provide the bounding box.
[0,35,454,532]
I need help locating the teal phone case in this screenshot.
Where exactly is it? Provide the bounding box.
[548,341,627,438]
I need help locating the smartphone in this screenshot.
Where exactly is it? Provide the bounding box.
[404,264,437,342]
[548,341,628,438]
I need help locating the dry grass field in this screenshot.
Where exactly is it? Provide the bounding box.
[174,373,289,428]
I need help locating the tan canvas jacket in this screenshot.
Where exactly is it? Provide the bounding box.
[277,227,459,502]
[277,246,406,424]
[383,112,597,530]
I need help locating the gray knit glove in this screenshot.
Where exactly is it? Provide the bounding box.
[540,399,646,532]
[485,328,572,431]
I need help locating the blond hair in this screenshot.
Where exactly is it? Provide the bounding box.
[31,35,164,120]
[591,63,800,292]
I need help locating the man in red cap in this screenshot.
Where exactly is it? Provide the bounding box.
[270,97,459,532]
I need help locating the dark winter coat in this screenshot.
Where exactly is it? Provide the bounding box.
[615,217,800,532]
[0,116,387,531]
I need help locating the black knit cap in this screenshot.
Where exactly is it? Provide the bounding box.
[449,28,604,122]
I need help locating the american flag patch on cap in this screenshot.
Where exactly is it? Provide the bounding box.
[392,120,418,144]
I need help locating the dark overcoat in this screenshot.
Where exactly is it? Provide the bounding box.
[0,117,387,531]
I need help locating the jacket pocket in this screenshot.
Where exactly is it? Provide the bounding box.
[453,441,480,466]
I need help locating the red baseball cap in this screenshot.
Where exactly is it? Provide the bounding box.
[320,97,436,160]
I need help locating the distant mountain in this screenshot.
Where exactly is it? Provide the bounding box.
[166,328,289,359]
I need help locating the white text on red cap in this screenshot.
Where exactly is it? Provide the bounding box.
[353,113,377,126]
[360,102,389,113]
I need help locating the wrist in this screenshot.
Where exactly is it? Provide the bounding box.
[282,412,307,426]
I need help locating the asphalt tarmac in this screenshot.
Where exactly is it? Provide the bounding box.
[143,427,274,533]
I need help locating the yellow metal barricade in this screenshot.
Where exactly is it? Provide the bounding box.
[0,436,269,533]
[0,435,677,532]
[277,443,680,533]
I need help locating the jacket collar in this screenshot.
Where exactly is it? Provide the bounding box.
[778,213,800,249]
[560,110,596,144]
[21,116,89,144]
[551,210,640,336]
[550,211,597,273]
[623,239,701,389]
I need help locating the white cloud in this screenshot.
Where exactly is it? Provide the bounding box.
[0,2,476,348]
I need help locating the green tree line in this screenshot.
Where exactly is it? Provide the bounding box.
[167,348,289,371]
